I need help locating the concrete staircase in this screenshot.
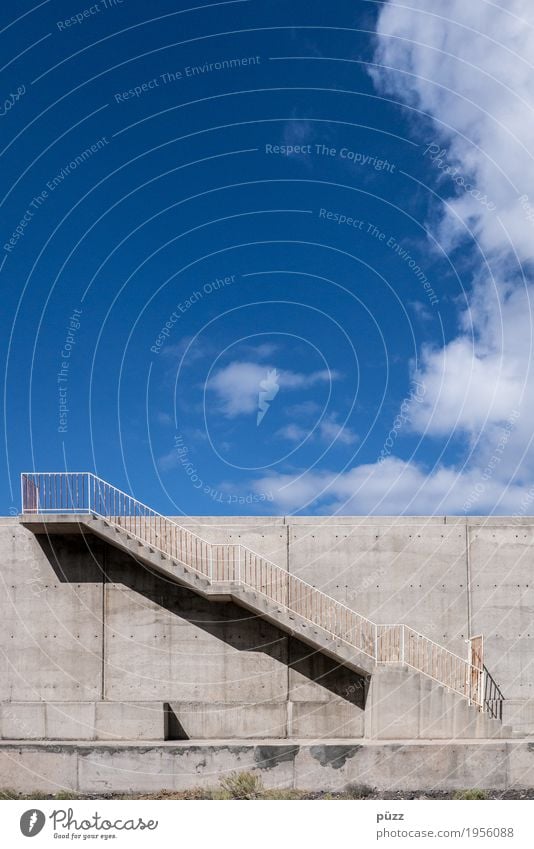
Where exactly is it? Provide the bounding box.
[93,514,377,676]
[20,472,510,739]
[367,665,511,739]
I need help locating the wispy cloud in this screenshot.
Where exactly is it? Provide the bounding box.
[155,412,173,427]
[409,300,434,322]
[285,400,322,418]
[275,423,310,442]
[239,342,279,359]
[207,361,339,418]
[158,449,178,472]
[161,335,202,361]
[276,414,358,446]
[319,415,359,445]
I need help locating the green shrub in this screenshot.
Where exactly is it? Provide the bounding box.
[453,788,487,800]
[218,771,264,799]
[344,784,374,799]
[262,788,305,800]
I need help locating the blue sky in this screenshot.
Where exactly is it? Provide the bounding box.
[2,0,533,516]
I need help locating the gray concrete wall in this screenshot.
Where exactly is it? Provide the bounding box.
[1,739,534,794]
[2,514,534,737]
[0,519,365,740]
[0,522,103,703]
[0,701,167,741]
[468,524,534,732]
[286,518,469,656]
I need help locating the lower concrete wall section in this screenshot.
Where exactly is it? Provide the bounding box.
[0,700,365,742]
[165,699,365,739]
[0,702,168,741]
[1,740,534,794]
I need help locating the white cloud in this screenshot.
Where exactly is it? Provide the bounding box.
[276,423,310,442]
[372,0,534,261]
[207,361,339,418]
[370,0,534,503]
[318,415,359,445]
[161,335,204,363]
[276,414,359,446]
[409,300,433,322]
[250,457,534,515]
[239,342,279,359]
[410,333,525,437]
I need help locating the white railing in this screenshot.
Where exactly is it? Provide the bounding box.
[21,472,487,709]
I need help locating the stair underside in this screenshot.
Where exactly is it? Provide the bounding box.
[88,515,377,677]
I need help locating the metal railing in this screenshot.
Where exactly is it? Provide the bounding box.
[21,472,489,710]
[483,665,505,720]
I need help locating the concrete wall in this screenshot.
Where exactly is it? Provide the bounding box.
[0,521,102,704]
[286,518,468,656]
[468,524,534,732]
[0,701,167,741]
[0,518,365,740]
[2,739,534,794]
[2,514,534,738]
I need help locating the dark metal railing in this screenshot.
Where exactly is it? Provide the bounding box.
[483,664,505,720]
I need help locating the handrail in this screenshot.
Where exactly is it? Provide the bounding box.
[379,622,473,667]
[20,472,377,626]
[483,664,504,720]
[22,471,216,547]
[20,472,493,710]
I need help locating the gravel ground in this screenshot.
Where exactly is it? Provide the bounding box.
[3,788,534,800]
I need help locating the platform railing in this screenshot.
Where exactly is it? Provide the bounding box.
[483,665,505,720]
[21,472,488,710]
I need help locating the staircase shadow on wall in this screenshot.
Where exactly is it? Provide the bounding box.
[36,532,368,738]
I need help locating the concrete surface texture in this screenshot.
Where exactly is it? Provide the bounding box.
[0,514,532,749]
[1,739,534,794]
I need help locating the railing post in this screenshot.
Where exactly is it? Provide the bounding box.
[374,623,378,662]
[237,546,242,583]
[208,546,213,582]
[467,663,471,705]
[400,625,405,665]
